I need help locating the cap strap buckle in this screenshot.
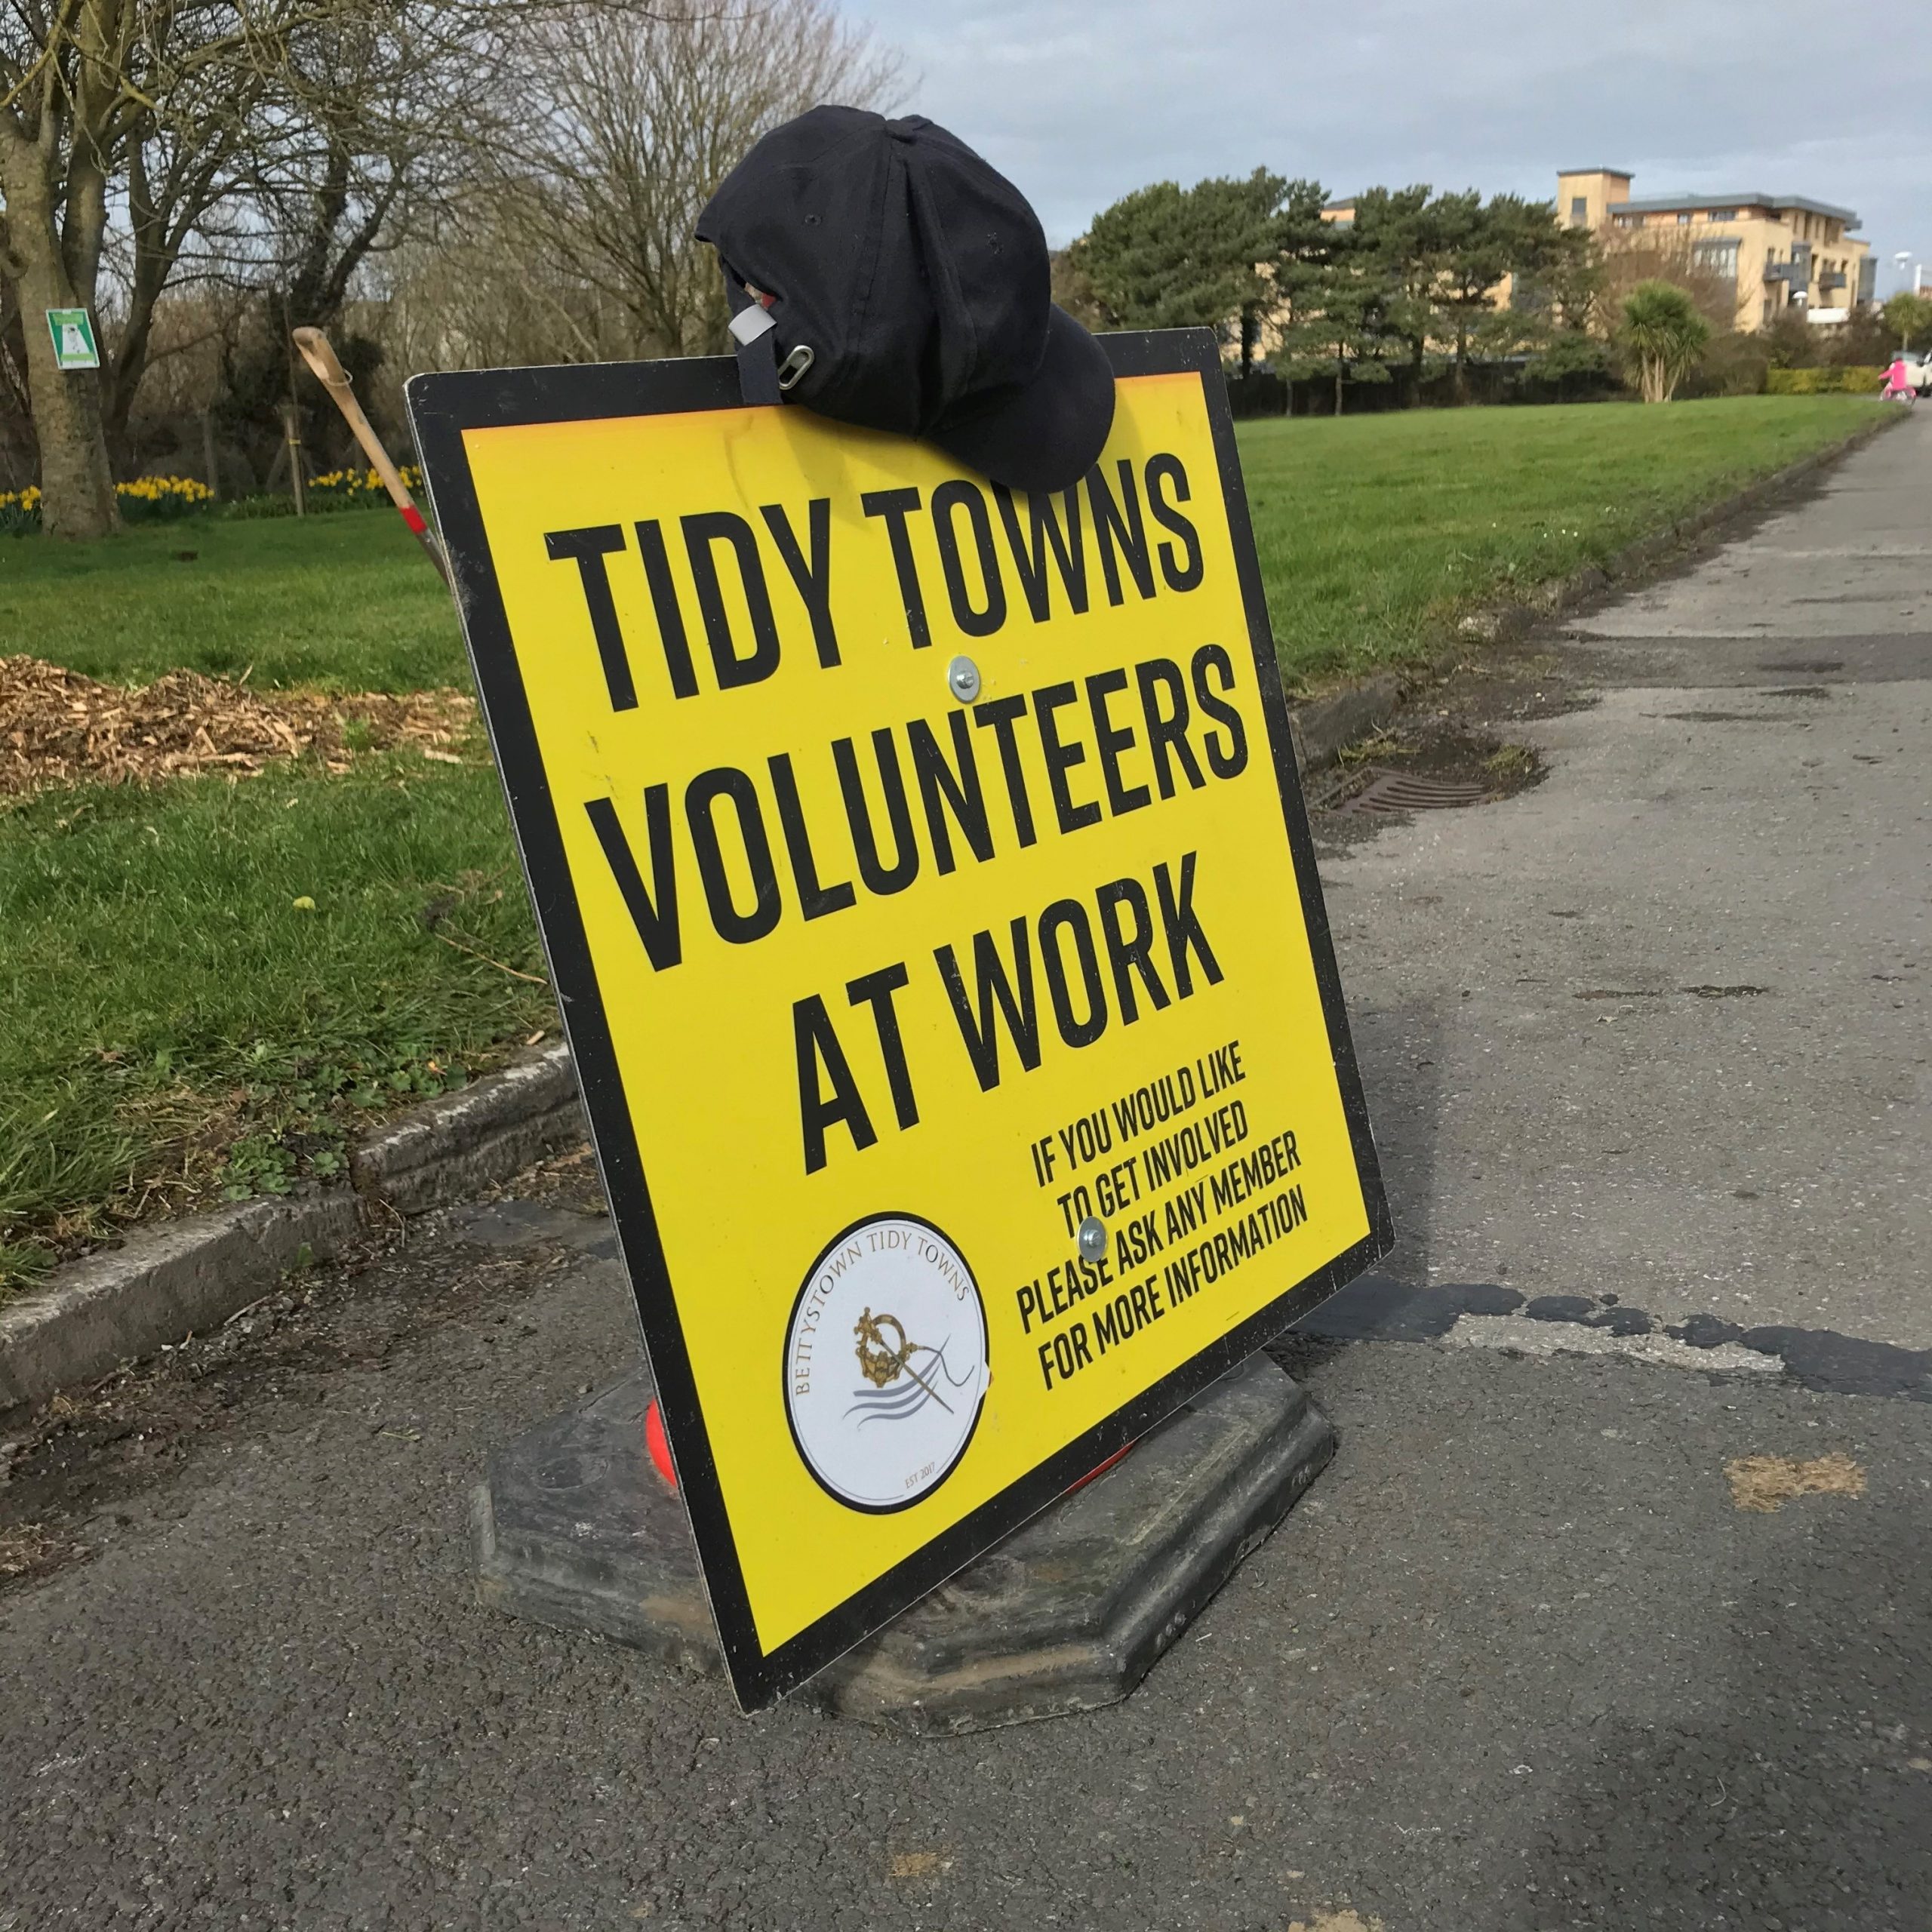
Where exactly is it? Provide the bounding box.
[728,303,783,406]
[776,344,814,392]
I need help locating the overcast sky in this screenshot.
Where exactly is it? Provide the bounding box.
[844,0,1932,295]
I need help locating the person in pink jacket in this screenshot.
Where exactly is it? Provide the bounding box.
[1882,355,1918,399]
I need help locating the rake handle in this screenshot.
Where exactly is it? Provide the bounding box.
[291,327,450,589]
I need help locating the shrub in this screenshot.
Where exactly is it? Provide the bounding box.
[1764,366,1885,395]
[1823,308,1905,368]
[1683,332,1772,398]
[1761,313,1820,369]
[1619,281,1712,403]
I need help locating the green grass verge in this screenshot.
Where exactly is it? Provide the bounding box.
[1236,395,1887,689]
[0,511,464,692]
[0,395,1886,1294]
[5,398,1884,703]
[0,753,546,1294]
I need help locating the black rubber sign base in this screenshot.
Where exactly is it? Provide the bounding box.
[472,1352,1334,1734]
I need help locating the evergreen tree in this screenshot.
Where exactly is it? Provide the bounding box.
[1349,186,1439,395]
[1882,291,1932,352]
[1273,217,1398,414]
[1428,192,1567,398]
[1620,281,1711,401]
[1072,170,1319,372]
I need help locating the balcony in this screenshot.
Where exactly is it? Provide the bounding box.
[1763,262,1795,283]
[1818,271,1847,292]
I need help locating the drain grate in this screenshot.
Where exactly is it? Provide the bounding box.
[1338,767,1500,815]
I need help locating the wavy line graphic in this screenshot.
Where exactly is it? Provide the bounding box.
[843,1340,979,1429]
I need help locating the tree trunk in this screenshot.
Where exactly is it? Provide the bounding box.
[1453,321,1470,405]
[1334,360,1345,417]
[0,147,118,537]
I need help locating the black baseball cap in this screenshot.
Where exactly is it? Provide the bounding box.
[696,106,1115,495]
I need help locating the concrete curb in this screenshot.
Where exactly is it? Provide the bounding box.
[347,1044,580,1217]
[1285,408,1901,775]
[0,1041,583,1417]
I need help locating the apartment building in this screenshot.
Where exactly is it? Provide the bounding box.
[1558,169,1874,331]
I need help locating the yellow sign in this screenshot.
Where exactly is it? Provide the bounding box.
[409,330,1389,1708]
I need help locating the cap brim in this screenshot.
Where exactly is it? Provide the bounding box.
[928,307,1116,496]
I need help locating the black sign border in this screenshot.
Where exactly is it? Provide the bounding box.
[407,328,1392,1712]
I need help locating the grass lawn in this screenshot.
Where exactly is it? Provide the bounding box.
[0,395,1889,1294]
[0,754,549,1288]
[1236,394,1887,688]
[0,510,463,692]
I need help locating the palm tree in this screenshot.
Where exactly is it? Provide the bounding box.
[1620,281,1712,402]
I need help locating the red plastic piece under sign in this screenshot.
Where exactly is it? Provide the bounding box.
[644,1398,677,1491]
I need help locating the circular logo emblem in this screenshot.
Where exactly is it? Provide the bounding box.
[783,1214,989,1512]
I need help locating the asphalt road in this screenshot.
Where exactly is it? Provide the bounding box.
[4,418,1930,1930]
[1331,412,1932,1348]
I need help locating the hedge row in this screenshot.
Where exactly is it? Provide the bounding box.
[1765,367,1887,395]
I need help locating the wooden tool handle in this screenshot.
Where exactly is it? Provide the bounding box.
[291,326,450,589]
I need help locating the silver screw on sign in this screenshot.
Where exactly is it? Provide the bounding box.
[947,655,981,703]
[1077,1217,1108,1264]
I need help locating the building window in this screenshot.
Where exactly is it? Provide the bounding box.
[1694,238,1740,280]
[1570,196,1588,223]
[1706,208,1737,221]
[1677,212,1692,225]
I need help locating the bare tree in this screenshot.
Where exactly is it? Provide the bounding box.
[214,1,528,472]
[0,2,360,533]
[0,0,531,536]
[91,64,278,470]
[2,1,899,532]
[488,2,902,361]
[371,220,635,414]
[1595,227,1739,336]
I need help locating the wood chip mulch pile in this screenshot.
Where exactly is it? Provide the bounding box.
[0,654,478,798]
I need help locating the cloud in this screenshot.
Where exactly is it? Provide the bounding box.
[846,0,1932,288]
